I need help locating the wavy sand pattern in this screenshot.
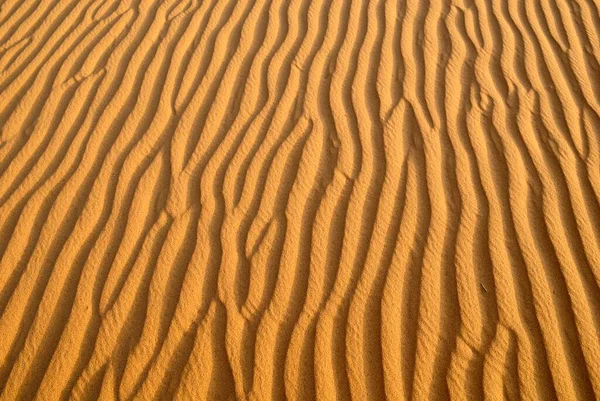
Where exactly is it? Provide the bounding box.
[1,0,600,399]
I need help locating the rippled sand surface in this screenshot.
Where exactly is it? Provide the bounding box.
[1,0,600,399]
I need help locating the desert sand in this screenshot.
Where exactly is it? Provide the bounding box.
[1,0,600,399]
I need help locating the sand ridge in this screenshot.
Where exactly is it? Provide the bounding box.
[1,0,600,399]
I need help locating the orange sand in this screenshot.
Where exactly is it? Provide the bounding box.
[1,0,600,399]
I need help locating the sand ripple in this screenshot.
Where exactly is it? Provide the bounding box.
[1,0,600,399]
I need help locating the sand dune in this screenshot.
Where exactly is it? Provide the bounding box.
[1,0,600,399]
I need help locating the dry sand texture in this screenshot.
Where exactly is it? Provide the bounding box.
[1,0,600,399]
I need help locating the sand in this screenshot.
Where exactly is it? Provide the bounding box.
[0,0,600,399]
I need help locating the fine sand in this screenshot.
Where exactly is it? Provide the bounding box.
[1,0,600,399]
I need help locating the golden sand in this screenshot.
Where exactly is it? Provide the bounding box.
[1,0,600,399]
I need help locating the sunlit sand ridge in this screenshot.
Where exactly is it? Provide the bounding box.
[1,0,600,399]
